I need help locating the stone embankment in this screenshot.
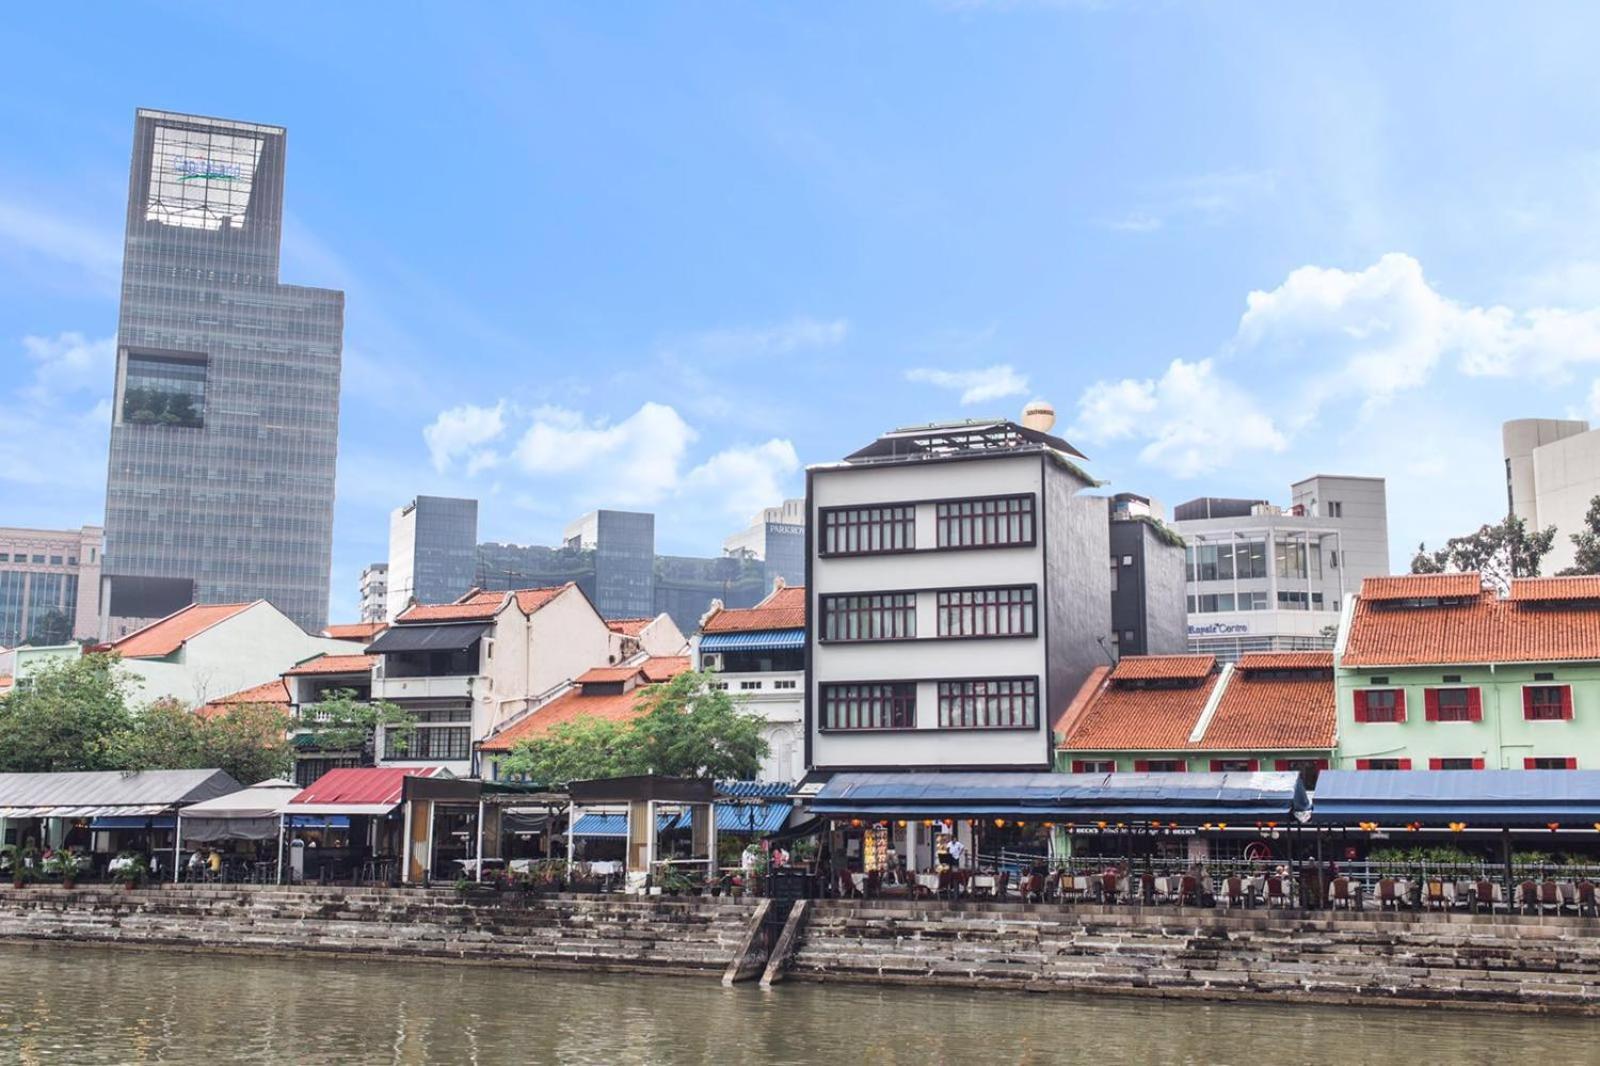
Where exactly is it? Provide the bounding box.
[789,900,1600,1013]
[6,887,1600,1013]
[0,885,757,975]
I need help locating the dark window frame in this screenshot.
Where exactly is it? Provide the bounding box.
[935,494,1035,549]
[935,677,1039,730]
[935,585,1037,639]
[819,591,917,642]
[820,682,917,732]
[818,505,916,557]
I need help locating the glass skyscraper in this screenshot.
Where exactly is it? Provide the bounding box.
[102,109,344,635]
[385,496,479,618]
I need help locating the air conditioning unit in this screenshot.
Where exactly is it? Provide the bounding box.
[702,653,724,673]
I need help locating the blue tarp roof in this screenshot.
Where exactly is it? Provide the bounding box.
[809,772,1307,822]
[573,803,794,837]
[717,781,794,799]
[1311,770,1600,827]
[571,813,628,837]
[89,816,175,830]
[286,815,350,829]
[699,629,805,652]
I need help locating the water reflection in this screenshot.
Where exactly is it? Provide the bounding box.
[0,943,1591,1064]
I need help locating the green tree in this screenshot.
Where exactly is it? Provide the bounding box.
[631,671,768,779]
[1559,495,1600,576]
[497,717,635,784]
[497,671,768,785]
[114,698,293,783]
[0,654,136,772]
[112,697,207,770]
[298,689,416,757]
[1410,514,1556,594]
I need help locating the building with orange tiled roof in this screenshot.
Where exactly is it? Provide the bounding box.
[605,612,688,662]
[96,600,353,710]
[1056,652,1335,779]
[478,657,693,759]
[1334,573,1600,772]
[362,582,614,774]
[695,580,806,782]
[323,621,387,642]
[196,678,292,720]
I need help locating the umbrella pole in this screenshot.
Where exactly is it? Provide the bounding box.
[276,816,286,886]
[475,799,485,883]
[173,814,182,884]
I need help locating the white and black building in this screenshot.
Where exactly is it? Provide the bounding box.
[805,417,1112,774]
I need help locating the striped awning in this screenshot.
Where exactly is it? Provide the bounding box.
[570,813,628,837]
[0,804,171,819]
[699,628,805,652]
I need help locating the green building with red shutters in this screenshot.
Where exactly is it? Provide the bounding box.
[1334,573,1600,772]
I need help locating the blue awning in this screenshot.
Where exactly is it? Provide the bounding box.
[1311,770,1600,827]
[699,629,805,652]
[808,771,1307,823]
[89,816,175,830]
[661,801,794,834]
[571,813,628,837]
[717,781,795,799]
[286,815,350,829]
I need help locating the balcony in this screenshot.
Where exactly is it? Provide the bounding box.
[372,674,476,702]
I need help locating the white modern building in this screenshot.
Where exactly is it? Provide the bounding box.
[359,563,388,624]
[1503,418,1600,573]
[806,414,1112,775]
[693,583,807,783]
[1172,474,1389,661]
[0,524,104,645]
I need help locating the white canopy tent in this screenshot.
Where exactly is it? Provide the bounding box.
[174,780,301,880]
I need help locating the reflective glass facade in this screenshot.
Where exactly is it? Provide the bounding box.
[594,511,655,618]
[398,496,478,607]
[103,110,343,634]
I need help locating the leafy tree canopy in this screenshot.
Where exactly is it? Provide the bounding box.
[1558,495,1600,576]
[498,671,768,785]
[1410,514,1556,594]
[296,689,416,757]
[0,654,137,772]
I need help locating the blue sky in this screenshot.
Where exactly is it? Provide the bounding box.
[5,4,1600,622]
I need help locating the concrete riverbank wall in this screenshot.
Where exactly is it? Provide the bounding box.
[0,885,757,975]
[5,887,1600,1013]
[789,900,1600,1013]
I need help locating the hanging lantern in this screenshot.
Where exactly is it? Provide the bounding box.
[1066,822,1076,831]
[1266,821,1278,830]
[994,819,1006,828]
[897,820,906,828]
[1096,821,1108,830]
[1115,822,1125,830]
[1358,821,1378,833]
[1448,822,1466,833]
[850,819,862,829]
[1405,822,1420,833]
[1043,821,1055,829]
[1217,822,1228,831]
[1548,822,1562,833]
[922,820,933,827]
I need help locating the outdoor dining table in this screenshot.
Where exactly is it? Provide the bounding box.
[971,874,997,898]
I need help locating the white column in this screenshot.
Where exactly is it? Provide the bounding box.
[173,814,182,883]
[401,801,414,885]
[474,799,485,882]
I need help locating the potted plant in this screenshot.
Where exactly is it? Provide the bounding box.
[2,845,29,890]
[42,849,87,890]
[115,853,149,891]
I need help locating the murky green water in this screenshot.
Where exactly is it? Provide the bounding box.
[0,941,1591,1064]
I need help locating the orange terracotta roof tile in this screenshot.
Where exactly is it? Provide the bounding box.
[577,665,642,684]
[1342,595,1600,666]
[702,585,806,634]
[480,687,653,752]
[640,656,690,683]
[1108,654,1216,681]
[1234,651,1334,671]
[197,678,291,719]
[605,617,654,636]
[283,654,377,676]
[1052,665,1111,738]
[1510,576,1600,602]
[514,585,570,614]
[1059,672,1218,750]
[107,602,258,659]
[396,589,507,623]
[323,622,388,641]
[1361,573,1482,602]
[1196,669,1335,751]
[0,675,12,694]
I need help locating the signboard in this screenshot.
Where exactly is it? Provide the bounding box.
[1188,621,1249,637]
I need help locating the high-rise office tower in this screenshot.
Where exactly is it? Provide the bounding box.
[563,510,656,618]
[385,496,478,619]
[102,110,344,636]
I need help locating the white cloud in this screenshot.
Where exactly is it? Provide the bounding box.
[1070,358,1286,477]
[514,401,697,505]
[422,401,506,473]
[687,316,849,358]
[21,331,115,397]
[0,198,122,288]
[681,439,802,518]
[1235,253,1600,417]
[905,364,1030,405]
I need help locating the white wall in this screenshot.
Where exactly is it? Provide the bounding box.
[810,454,1051,771]
[385,506,417,622]
[517,588,612,726]
[1531,429,1600,572]
[123,602,351,707]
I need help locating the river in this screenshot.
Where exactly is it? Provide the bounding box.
[0,942,1589,1064]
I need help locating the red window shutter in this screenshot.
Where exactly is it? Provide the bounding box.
[1568,757,1579,770]
[1071,760,1084,773]
[1424,690,1439,722]
[1208,759,1223,772]
[1472,757,1485,770]
[1275,759,1289,771]
[1246,759,1259,771]
[1466,688,1483,722]
[1524,757,1536,769]
[1398,758,1412,770]
[1134,760,1150,772]
[1314,759,1328,770]
[1523,687,1535,720]
[1563,686,1574,721]
[1394,691,1407,723]
[1354,691,1369,723]
[1428,757,1443,770]
[1356,759,1371,770]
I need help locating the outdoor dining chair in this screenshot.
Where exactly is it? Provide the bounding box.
[1329,876,1361,911]
[1537,880,1563,915]
[1517,880,1540,915]
[1475,879,1507,914]
[1222,876,1247,909]
[1577,880,1598,917]
[1264,875,1292,908]
[1377,878,1405,911]
[1098,872,1119,904]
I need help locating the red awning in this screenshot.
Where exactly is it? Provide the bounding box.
[287,766,447,815]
